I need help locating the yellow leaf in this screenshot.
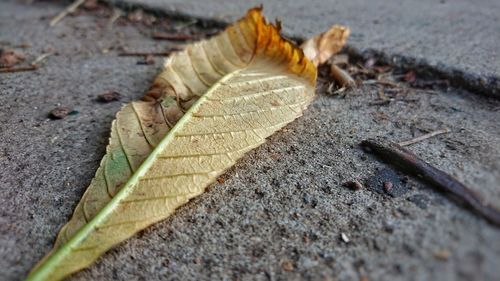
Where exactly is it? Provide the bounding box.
[27,7,318,281]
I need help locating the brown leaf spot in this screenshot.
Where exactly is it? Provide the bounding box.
[270,100,281,106]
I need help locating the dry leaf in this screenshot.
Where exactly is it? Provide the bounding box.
[300,25,350,66]
[0,49,25,67]
[28,7,318,280]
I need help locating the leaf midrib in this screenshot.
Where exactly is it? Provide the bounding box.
[26,69,244,281]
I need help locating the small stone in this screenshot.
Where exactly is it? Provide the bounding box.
[364,58,376,68]
[97,91,121,103]
[281,260,294,271]
[341,232,350,243]
[49,107,71,119]
[404,70,417,83]
[343,180,363,191]
[383,221,395,233]
[383,181,393,192]
[434,249,450,261]
[145,54,155,65]
[216,177,225,184]
[303,193,311,204]
[303,233,310,244]
[366,168,410,197]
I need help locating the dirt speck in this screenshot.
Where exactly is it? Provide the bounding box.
[343,180,363,191]
[404,70,417,83]
[383,181,393,192]
[145,55,155,65]
[281,260,294,271]
[97,91,121,103]
[48,107,72,119]
[341,232,350,243]
[433,249,451,261]
[366,168,409,197]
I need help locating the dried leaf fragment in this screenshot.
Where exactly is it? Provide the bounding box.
[28,7,317,281]
[0,49,25,67]
[300,25,350,66]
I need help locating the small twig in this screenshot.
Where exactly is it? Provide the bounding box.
[363,79,400,88]
[368,99,392,106]
[360,138,500,226]
[118,49,182,57]
[0,65,38,73]
[377,90,388,101]
[398,128,450,146]
[31,52,53,66]
[0,52,52,73]
[107,8,122,29]
[330,64,356,88]
[151,32,199,41]
[174,18,198,31]
[49,0,85,26]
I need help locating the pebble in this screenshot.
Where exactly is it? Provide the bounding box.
[48,107,71,119]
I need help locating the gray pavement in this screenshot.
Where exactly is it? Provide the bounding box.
[1,1,500,281]
[112,0,500,97]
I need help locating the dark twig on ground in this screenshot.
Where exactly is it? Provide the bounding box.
[360,138,500,226]
[151,32,199,41]
[107,8,122,29]
[0,65,38,73]
[118,45,184,57]
[0,52,52,73]
[363,79,400,88]
[398,128,450,146]
[118,51,176,57]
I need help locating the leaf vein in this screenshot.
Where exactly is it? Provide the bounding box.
[208,85,304,101]
[131,102,155,148]
[115,121,136,173]
[140,171,210,180]
[194,100,308,117]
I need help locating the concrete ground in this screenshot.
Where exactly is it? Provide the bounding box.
[111,0,500,97]
[1,0,499,281]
